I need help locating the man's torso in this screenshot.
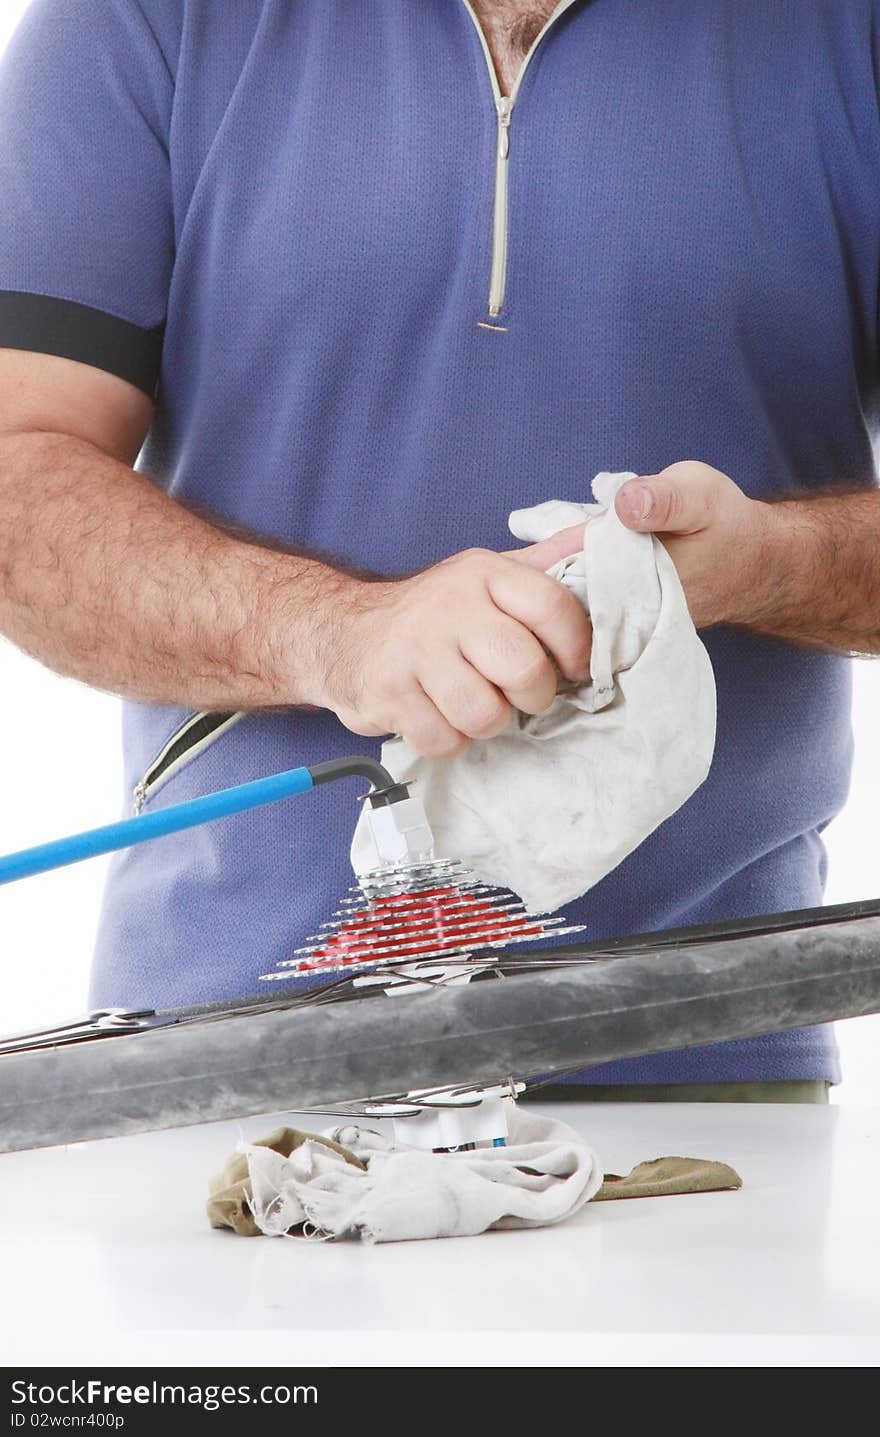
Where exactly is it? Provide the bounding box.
[82,0,880,1083]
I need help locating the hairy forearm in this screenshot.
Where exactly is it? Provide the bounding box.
[734,490,880,654]
[0,430,360,708]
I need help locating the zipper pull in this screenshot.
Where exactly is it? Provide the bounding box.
[133,781,147,816]
[496,95,512,158]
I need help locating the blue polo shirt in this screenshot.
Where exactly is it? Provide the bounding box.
[2,0,877,1084]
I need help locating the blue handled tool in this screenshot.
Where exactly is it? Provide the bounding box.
[0,755,398,887]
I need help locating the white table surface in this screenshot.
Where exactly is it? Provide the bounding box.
[2,1101,879,1367]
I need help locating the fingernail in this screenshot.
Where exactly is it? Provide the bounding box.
[617,483,653,524]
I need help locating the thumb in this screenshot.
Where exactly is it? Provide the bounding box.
[614,465,717,534]
[503,523,585,570]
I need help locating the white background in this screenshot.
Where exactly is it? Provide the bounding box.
[1,1,878,1100]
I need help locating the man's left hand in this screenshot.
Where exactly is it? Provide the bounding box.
[517,461,774,629]
[612,461,774,627]
[516,461,880,655]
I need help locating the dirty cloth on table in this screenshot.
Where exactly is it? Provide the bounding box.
[208,1111,740,1245]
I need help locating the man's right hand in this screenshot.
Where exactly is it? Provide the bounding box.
[0,349,588,738]
[316,546,591,759]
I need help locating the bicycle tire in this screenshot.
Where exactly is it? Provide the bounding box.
[4,902,880,1152]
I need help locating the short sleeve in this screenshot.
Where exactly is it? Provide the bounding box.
[0,0,174,395]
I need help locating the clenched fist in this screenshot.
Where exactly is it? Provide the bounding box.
[315,545,590,758]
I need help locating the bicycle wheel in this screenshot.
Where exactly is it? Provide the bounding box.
[3,897,880,1153]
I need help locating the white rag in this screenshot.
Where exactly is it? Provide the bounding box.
[242,1108,601,1244]
[351,471,717,913]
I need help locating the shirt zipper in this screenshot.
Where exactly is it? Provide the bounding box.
[133,710,243,813]
[460,0,579,319]
[490,95,512,316]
